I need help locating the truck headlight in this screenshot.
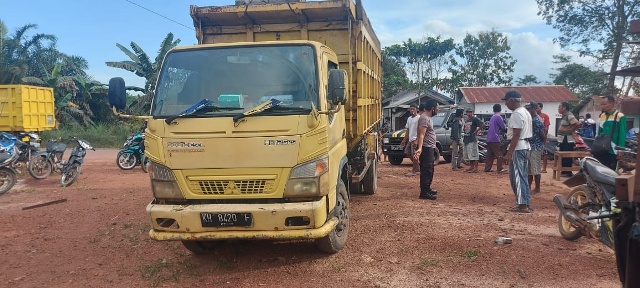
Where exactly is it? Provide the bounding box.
[284,156,329,197]
[148,162,183,199]
[383,138,389,144]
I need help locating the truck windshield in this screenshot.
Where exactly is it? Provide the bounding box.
[151,45,318,117]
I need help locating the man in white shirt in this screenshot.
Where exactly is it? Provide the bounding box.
[400,104,420,176]
[503,90,533,213]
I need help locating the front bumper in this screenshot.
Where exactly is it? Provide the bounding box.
[147,197,334,241]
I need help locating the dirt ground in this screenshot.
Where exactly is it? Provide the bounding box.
[0,149,621,287]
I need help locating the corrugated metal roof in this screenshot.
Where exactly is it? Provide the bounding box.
[458,85,578,104]
[384,89,454,109]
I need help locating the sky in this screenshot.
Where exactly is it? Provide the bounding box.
[1,0,595,90]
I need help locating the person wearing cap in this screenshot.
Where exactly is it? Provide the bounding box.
[414,100,439,200]
[400,104,420,176]
[484,104,506,173]
[503,90,533,213]
[449,109,464,170]
[526,102,546,194]
[462,107,483,173]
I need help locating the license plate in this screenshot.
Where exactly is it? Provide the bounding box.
[201,212,253,227]
[391,145,402,150]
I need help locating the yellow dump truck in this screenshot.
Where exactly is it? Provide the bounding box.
[108,0,381,254]
[0,85,56,132]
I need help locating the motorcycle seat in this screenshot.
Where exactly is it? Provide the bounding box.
[584,159,618,186]
[0,152,11,163]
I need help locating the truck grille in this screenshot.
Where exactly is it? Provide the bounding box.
[189,180,275,195]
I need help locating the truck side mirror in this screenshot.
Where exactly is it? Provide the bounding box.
[108,77,127,110]
[328,69,347,105]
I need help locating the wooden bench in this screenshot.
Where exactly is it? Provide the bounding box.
[552,151,591,180]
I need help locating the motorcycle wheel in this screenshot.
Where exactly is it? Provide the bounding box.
[557,184,593,241]
[60,163,81,187]
[116,151,137,170]
[0,167,16,195]
[28,156,52,180]
[141,156,150,173]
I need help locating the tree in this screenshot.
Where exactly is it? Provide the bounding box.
[0,23,57,84]
[384,37,455,100]
[105,33,180,92]
[536,0,640,94]
[381,49,410,99]
[447,29,516,93]
[550,59,609,100]
[515,74,541,86]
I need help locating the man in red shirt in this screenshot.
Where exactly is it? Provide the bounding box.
[536,103,551,173]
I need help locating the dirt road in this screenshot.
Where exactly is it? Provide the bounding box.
[0,149,620,287]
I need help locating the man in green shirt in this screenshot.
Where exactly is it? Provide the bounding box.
[596,95,627,170]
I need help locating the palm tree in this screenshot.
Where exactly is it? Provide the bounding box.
[0,23,57,84]
[106,32,180,92]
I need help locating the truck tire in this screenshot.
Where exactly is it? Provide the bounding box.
[433,148,441,166]
[361,160,377,195]
[316,180,349,253]
[443,155,452,163]
[182,240,219,255]
[389,156,403,165]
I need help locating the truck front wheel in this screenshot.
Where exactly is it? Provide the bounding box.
[388,156,403,165]
[182,240,219,255]
[316,180,349,253]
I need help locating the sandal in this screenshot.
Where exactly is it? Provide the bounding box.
[510,206,532,213]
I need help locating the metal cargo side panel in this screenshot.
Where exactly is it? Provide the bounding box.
[0,85,55,132]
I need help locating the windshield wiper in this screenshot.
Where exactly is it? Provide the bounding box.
[165,99,242,124]
[233,98,282,123]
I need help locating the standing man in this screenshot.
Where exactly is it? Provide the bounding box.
[503,91,533,213]
[583,113,596,138]
[449,110,464,171]
[484,104,506,173]
[557,102,580,177]
[536,103,551,173]
[414,100,439,200]
[463,107,483,173]
[596,95,627,170]
[526,102,546,194]
[400,105,420,176]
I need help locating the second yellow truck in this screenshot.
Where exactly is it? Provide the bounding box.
[109,0,381,254]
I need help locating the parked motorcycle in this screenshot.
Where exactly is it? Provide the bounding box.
[554,155,620,248]
[555,146,640,287]
[59,137,95,187]
[116,132,148,172]
[14,132,41,168]
[27,138,67,179]
[0,149,18,195]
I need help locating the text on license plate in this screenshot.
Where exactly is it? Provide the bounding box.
[391,145,402,150]
[201,212,253,227]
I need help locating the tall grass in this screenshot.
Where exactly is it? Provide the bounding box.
[42,122,142,148]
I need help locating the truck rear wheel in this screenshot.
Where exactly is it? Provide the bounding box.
[433,148,441,166]
[361,160,377,195]
[316,180,349,253]
[182,240,219,255]
[443,155,452,163]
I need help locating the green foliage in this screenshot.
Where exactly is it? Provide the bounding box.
[42,122,143,148]
[515,74,541,86]
[106,32,180,93]
[536,0,640,92]
[447,29,516,93]
[382,49,411,99]
[385,37,455,95]
[105,33,180,115]
[550,54,610,99]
